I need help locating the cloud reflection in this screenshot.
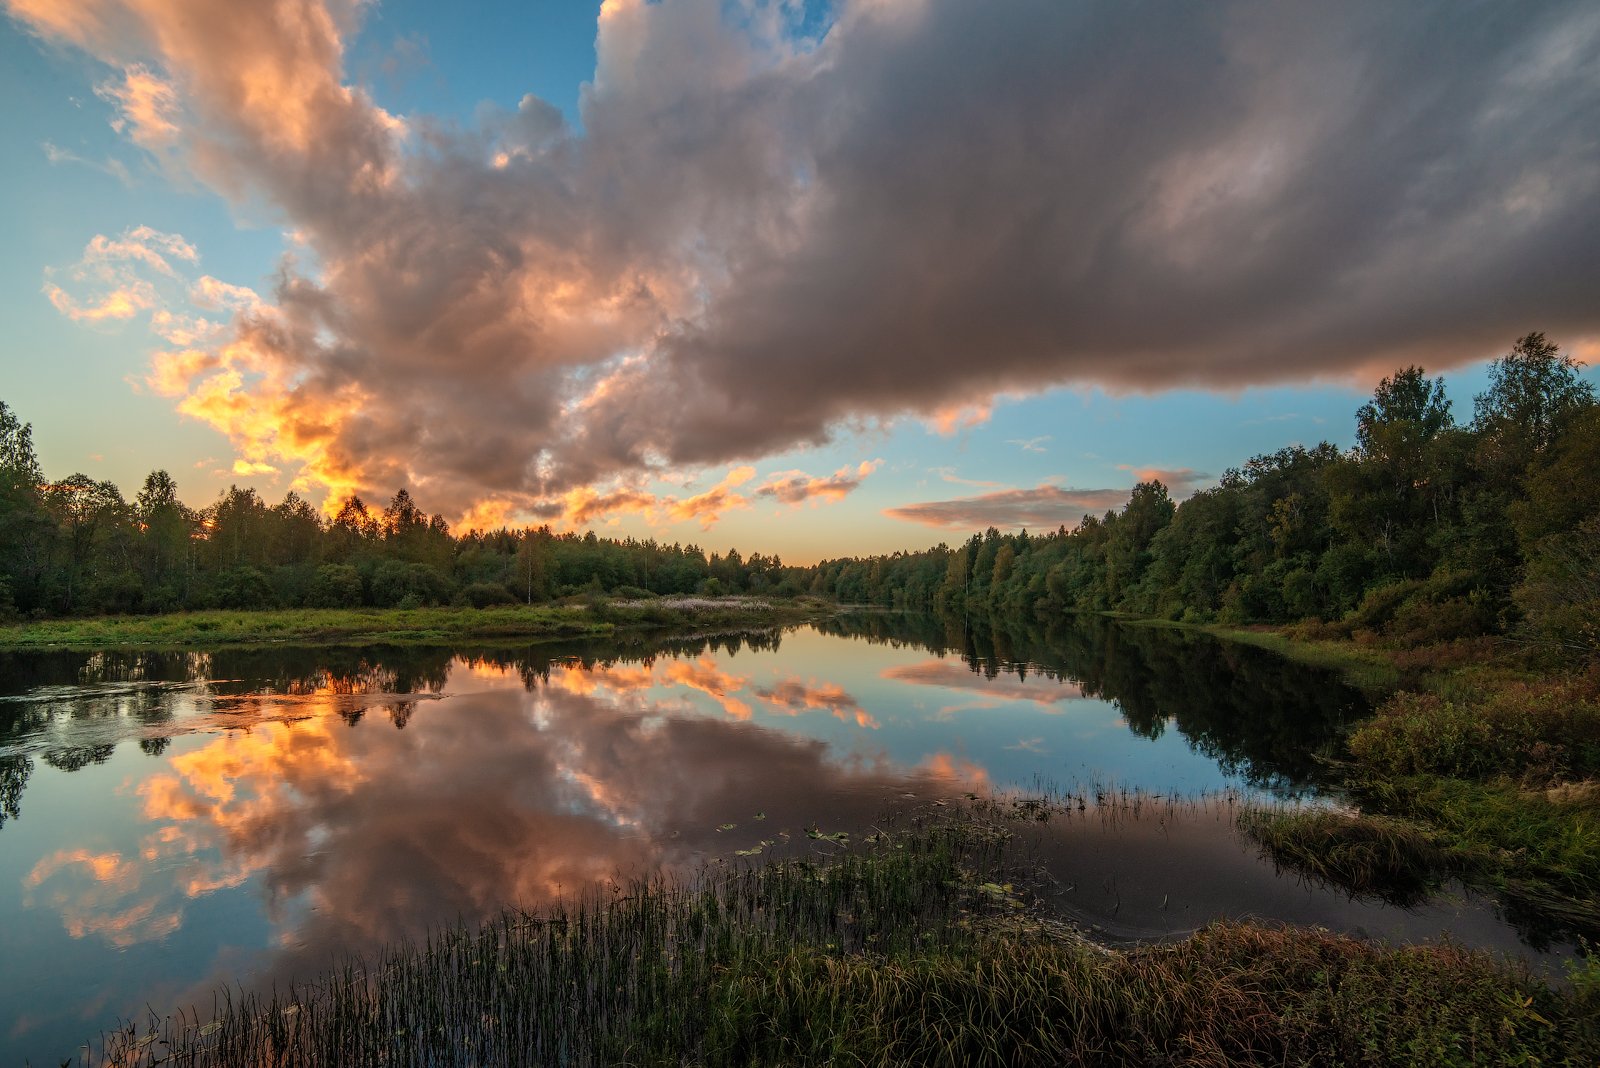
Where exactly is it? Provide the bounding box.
[883,658,1085,710]
[20,653,991,998]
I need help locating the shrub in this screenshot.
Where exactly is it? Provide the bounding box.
[1516,515,1600,659]
[309,564,363,608]
[370,560,454,608]
[1350,675,1600,782]
[462,581,517,608]
[207,566,275,610]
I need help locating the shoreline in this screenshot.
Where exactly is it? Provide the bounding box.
[0,596,837,652]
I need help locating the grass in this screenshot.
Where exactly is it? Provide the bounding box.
[1241,666,1600,938]
[0,597,835,651]
[90,819,1597,1068]
[1241,807,1452,907]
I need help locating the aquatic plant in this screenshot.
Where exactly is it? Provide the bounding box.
[87,817,1596,1067]
[1240,807,1450,906]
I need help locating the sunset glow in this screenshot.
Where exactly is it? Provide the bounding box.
[5,1,1596,560]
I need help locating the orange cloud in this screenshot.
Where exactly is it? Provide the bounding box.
[1116,465,1209,497]
[45,283,149,322]
[925,400,993,436]
[661,656,752,720]
[884,484,1132,530]
[754,460,880,507]
[99,64,182,150]
[756,678,879,729]
[664,465,754,528]
[23,848,184,948]
[548,661,657,699]
[918,752,991,793]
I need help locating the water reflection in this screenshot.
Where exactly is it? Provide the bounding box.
[1,619,1563,1068]
[824,613,1362,789]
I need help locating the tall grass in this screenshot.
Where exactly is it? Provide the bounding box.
[1240,807,1451,906]
[89,818,1596,1067]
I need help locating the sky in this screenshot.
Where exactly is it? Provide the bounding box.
[2,0,1597,565]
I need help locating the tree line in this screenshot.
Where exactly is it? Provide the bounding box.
[807,334,1598,654]
[0,413,806,616]
[1,333,1595,652]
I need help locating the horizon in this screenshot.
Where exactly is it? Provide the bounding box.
[4,0,1598,566]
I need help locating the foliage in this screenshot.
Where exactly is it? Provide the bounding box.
[2,332,1595,662]
[1349,671,1600,783]
[91,823,1595,1068]
[804,334,1597,659]
[1242,808,1451,906]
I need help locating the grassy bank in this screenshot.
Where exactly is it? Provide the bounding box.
[92,820,1596,1068]
[0,596,834,651]
[1238,635,1600,937]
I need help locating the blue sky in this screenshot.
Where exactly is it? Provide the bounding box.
[2,0,1596,562]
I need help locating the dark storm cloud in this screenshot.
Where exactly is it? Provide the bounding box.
[15,0,1600,521]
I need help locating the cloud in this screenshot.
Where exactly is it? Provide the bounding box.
[41,140,132,183]
[884,483,1138,530]
[755,678,879,729]
[98,64,182,150]
[1006,436,1051,454]
[924,400,994,436]
[1116,466,1209,497]
[14,0,1600,523]
[754,460,880,506]
[884,659,1084,708]
[40,225,198,322]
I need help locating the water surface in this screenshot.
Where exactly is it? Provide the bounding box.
[0,615,1568,1064]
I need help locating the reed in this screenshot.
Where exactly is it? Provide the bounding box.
[88,818,1596,1067]
[1240,807,1451,906]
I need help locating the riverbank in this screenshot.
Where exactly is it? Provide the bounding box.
[0,596,836,651]
[92,817,1597,1067]
[1188,620,1600,940]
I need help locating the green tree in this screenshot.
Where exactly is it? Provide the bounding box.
[0,401,51,612]
[1334,367,1455,574]
[1473,332,1596,487]
[134,470,196,605]
[44,474,130,613]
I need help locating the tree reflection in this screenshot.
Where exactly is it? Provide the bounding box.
[0,630,797,831]
[824,612,1366,790]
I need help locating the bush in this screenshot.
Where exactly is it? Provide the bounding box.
[1350,675,1600,782]
[1384,594,1495,645]
[462,581,517,608]
[1516,515,1600,659]
[370,560,454,608]
[309,564,363,608]
[207,566,276,610]
[1347,579,1426,634]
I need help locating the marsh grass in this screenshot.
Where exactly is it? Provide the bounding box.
[1240,808,1452,907]
[88,816,1597,1068]
[1242,782,1600,940]
[0,598,831,651]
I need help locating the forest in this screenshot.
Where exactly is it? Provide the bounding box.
[811,333,1598,656]
[0,333,1595,655]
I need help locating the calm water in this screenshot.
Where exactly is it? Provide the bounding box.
[0,615,1570,1064]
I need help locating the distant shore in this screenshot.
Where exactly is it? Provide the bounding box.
[0,595,836,651]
